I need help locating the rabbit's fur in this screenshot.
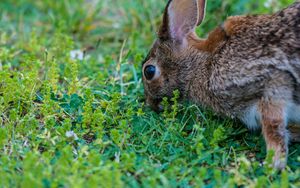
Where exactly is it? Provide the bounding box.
[142,0,300,169]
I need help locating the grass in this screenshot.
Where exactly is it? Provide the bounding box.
[0,0,299,187]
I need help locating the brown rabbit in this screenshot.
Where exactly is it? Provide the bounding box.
[142,0,300,169]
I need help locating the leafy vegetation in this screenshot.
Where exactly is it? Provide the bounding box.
[0,0,299,187]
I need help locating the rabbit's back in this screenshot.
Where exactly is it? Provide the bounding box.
[209,2,300,117]
[223,2,300,52]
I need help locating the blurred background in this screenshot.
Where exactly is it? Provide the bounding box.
[0,0,295,59]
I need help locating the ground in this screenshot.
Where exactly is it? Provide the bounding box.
[0,0,299,187]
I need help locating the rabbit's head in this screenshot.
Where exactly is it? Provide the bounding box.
[142,0,209,111]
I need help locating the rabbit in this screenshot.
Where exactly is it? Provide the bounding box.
[142,0,300,170]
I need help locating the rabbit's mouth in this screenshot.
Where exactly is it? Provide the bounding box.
[146,97,163,113]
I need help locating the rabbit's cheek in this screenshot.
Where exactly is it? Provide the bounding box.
[148,77,165,93]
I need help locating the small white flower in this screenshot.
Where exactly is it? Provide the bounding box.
[114,151,120,163]
[98,54,104,63]
[113,23,120,29]
[70,49,84,60]
[66,131,79,140]
[264,0,271,7]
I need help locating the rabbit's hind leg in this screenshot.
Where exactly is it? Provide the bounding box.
[259,98,289,170]
[289,125,300,142]
[288,102,300,142]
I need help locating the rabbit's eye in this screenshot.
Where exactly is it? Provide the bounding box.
[144,65,156,80]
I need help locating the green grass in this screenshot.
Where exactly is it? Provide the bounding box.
[0,0,299,187]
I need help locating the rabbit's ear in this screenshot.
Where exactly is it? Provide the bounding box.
[159,0,206,43]
[196,0,206,26]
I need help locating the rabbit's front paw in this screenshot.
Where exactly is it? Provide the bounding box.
[273,156,287,170]
[266,145,287,170]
